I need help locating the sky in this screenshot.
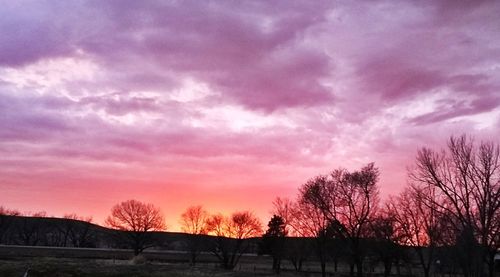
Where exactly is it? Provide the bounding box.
[1,0,500,231]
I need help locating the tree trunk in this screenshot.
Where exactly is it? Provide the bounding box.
[190,251,196,266]
[487,251,495,277]
[321,259,326,277]
[423,266,430,277]
[276,258,281,274]
[356,259,363,277]
[133,247,141,256]
[291,259,298,271]
[272,257,282,274]
[350,263,355,277]
[383,261,392,277]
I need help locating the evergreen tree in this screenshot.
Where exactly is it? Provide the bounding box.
[260,215,287,274]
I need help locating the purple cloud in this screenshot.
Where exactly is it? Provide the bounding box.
[1,0,500,227]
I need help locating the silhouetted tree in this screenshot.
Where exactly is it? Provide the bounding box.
[179,205,209,265]
[260,215,287,274]
[294,175,336,277]
[338,164,380,277]
[272,197,294,230]
[284,237,313,272]
[105,199,165,255]
[65,214,94,247]
[369,209,404,277]
[410,135,500,277]
[273,197,312,272]
[206,211,262,269]
[50,214,93,247]
[295,163,379,277]
[387,186,443,277]
[15,212,47,246]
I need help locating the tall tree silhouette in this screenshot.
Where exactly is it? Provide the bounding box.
[369,208,404,277]
[294,175,336,277]
[105,199,165,255]
[296,163,379,277]
[387,186,443,277]
[410,135,500,277]
[273,197,312,272]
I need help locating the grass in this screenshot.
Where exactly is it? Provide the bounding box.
[0,257,324,277]
[0,245,332,276]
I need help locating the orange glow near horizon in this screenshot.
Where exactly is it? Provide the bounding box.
[1,165,411,232]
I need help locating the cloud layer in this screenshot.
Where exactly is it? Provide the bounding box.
[1,0,499,229]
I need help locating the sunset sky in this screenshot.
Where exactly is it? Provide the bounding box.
[1,1,500,230]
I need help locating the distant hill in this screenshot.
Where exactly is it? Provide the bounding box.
[0,215,260,254]
[1,215,110,248]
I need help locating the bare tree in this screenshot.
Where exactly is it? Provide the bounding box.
[294,163,379,277]
[64,214,94,247]
[50,214,94,247]
[283,237,313,272]
[180,205,209,235]
[387,186,444,277]
[206,211,262,269]
[368,209,404,277]
[105,199,165,255]
[334,164,379,277]
[179,205,209,265]
[293,175,335,277]
[227,211,262,239]
[410,135,500,277]
[272,197,294,228]
[0,206,20,215]
[273,197,312,272]
[15,211,48,246]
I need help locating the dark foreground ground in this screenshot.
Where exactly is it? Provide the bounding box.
[5,245,475,277]
[0,258,274,277]
[0,257,333,277]
[0,246,331,277]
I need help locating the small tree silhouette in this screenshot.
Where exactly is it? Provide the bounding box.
[105,199,165,255]
[206,211,262,269]
[179,205,209,265]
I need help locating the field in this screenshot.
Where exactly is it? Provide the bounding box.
[4,245,470,277]
[0,258,298,277]
[0,246,331,277]
[0,257,338,277]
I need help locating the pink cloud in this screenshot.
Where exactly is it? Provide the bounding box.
[1,0,499,230]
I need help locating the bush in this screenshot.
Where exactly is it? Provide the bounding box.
[131,254,147,265]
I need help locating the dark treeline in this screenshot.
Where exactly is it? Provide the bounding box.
[1,135,499,277]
